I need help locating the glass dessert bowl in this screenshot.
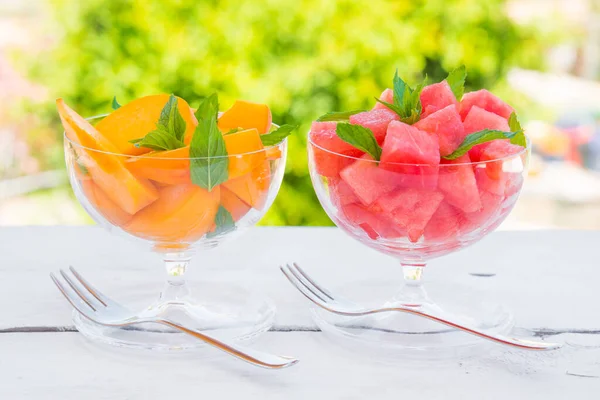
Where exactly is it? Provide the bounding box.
[59,94,289,350]
[306,67,530,352]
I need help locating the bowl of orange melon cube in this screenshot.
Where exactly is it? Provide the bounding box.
[58,93,293,350]
[60,94,292,247]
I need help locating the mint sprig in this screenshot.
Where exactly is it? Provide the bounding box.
[189,93,229,191]
[508,112,527,147]
[375,69,425,125]
[336,123,382,161]
[260,124,297,146]
[158,94,187,142]
[443,129,526,160]
[316,110,366,122]
[111,96,121,110]
[207,206,236,238]
[446,66,467,100]
[129,94,187,151]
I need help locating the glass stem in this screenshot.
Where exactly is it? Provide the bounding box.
[393,263,430,308]
[159,252,192,303]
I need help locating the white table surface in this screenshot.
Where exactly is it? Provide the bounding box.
[1,226,600,399]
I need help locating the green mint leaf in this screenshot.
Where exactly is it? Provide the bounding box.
[374,98,404,116]
[443,129,525,160]
[190,93,229,191]
[508,112,527,147]
[157,94,186,141]
[316,110,366,122]
[111,96,121,110]
[386,69,424,124]
[224,128,242,135]
[206,206,236,238]
[129,127,184,151]
[260,124,297,146]
[446,65,467,100]
[392,69,409,113]
[128,95,187,150]
[194,93,219,122]
[336,123,382,161]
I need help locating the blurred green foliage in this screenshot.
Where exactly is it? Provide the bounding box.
[21,0,549,225]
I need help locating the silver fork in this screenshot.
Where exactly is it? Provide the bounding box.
[51,266,299,369]
[281,263,561,351]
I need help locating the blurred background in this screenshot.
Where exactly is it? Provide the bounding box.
[1,0,599,229]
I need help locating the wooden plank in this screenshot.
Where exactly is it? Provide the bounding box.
[0,331,597,399]
[0,227,599,332]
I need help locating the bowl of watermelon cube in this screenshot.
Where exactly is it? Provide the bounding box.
[307,67,529,351]
[59,93,292,350]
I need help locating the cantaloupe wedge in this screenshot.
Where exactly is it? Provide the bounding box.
[222,160,271,210]
[223,128,266,179]
[124,184,220,242]
[218,100,272,134]
[265,146,282,161]
[80,179,133,226]
[96,94,197,155]
[125,146,191,185]
[220,186,251,221]
[57,98,159,214]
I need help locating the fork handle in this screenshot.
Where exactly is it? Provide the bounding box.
[384,305,561,350]
[157,320,298,369]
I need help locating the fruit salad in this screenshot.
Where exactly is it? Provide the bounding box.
[309,67,528,247]
[59,94,292,244]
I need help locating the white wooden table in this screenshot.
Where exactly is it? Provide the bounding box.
[1,227,600,399]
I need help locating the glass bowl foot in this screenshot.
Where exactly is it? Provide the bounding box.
[312,278,513,355]
[72,281,275,351]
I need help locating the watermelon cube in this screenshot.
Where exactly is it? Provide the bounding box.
[475,167,505,196]
[349,108,399,144]
[504,172,524,197]
[475,168,524,199]
[340,203,404,240]
[414,104,466,156]
[380,121,440,189]
[460,190,502,234]
[310,121,364,177]
[462,106,510,161]
[373,88,394,110]
[420,81,458,118]
[329,178,359,208]
[480,140,524,180]
[424,201,461,242]
[375,188,444,243]
[459,89,514,121]
[340,156,402,205]
[438,155,481,213]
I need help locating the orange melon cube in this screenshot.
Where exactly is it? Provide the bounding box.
[222,160,271,210]
[125,146,191,185]
[80,179,133,227]
[124,184,220,242]
[57,99,159,214]
[223,128,266,179]
[218,100,272,134]
[220,186,251,221]
[96,94,197,155]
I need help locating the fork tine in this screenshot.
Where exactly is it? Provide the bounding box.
[280,265,329,306]
[69,266,113,307]
[50,273,97,320]
[59,269,101,311]
[284,264,329,303]
[291,263,335,301]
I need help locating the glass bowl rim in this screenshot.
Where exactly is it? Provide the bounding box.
[308,132,530,167]
[64,114,285,160]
